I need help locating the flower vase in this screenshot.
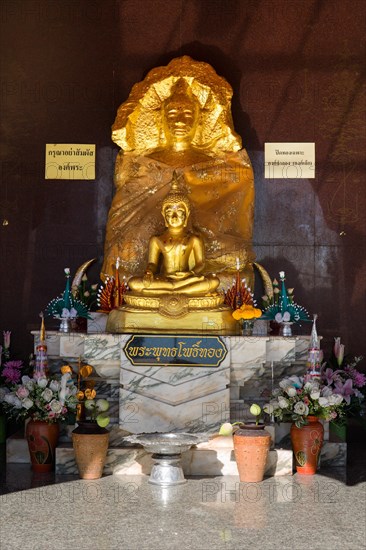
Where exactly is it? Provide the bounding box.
[241,320,254,336]
[72,422,110,480]
[280,322,293,337]
[233,424,271,482]
[290,416,324,475]
[26,420,60,473]
[59,317,72,333]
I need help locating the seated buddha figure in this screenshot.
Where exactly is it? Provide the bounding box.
[101,56,256,290]
[128,175,220,296]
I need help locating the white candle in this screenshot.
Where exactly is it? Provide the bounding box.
[236,257,240,270]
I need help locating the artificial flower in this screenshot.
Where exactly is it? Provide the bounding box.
[232,304,262,321]
[334,337,345,366]
[264,375,346,428]
[321,341,365,420]
[2,374,77,424]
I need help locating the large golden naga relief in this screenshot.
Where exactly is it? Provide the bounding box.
[102,56,255,288]
[102,56,265,333]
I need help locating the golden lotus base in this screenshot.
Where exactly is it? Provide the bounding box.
[106,293,236,334]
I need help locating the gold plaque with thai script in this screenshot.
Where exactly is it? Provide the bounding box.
[45,144,95,180]
[124,335,228,367]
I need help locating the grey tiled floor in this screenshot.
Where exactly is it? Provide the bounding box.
[0,420,365,550]
[0,465,365,549]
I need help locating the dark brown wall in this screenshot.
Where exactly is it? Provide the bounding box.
[1,0,365,361]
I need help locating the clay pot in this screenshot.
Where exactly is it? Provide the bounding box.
[72,422,109,479]
[290,415,324,475]
[26,420,60,473]
[233,424,271,482]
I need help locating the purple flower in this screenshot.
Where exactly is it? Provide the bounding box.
[334,379,354,405]
[4,360,23,370]
[2,365,22,384]
[344,366,366,388]
[323,368,335,385]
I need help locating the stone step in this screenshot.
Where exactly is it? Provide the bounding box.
[6,430,346,475]
[55,443,293,477]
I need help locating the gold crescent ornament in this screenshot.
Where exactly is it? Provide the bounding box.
[71,258,97,296]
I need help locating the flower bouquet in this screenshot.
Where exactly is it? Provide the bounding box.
[264,375,346,428]
[322,337,365,423]
[2,373,78,423]
[0,331,24,440]
[264,374,347,474]
[2,372,78,471]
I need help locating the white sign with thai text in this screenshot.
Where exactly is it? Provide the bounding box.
[264,142,315,179]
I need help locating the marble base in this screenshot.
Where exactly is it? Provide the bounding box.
[54,442,293,477]
[8,430,346,472]
[120,387,230,434]
[120,341,231,434]
[87,312,108,333]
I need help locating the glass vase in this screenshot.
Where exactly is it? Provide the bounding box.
[241,320,254,336]
[280,321,293,337]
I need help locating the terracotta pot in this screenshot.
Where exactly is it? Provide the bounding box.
[233,424,271,482]
[290,416,324,475]
[25,420,60,473]
[72,422,109,479]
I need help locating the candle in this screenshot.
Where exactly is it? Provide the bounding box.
[236,257,240,271]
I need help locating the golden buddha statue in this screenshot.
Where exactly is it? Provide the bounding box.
[107,175,236,333]
[128,174,220,296]
[102,56,256,290]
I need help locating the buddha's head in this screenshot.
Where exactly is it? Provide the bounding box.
[161,174,191,229]
[162,79,199,145]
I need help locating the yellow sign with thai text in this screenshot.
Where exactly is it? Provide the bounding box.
[45,144,95,180]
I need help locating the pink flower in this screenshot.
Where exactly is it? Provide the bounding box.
[16,386,29,399]
[334,337,345,366]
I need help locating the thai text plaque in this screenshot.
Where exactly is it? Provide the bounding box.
[45,144,95,180]
[264,142,315,179]
[124,335,228,367]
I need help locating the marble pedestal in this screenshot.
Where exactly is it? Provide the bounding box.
[31,330,316,435]
[25,329,348,478]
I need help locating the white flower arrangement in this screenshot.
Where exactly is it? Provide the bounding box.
[264,375,346,428]
[2,373,78,424]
